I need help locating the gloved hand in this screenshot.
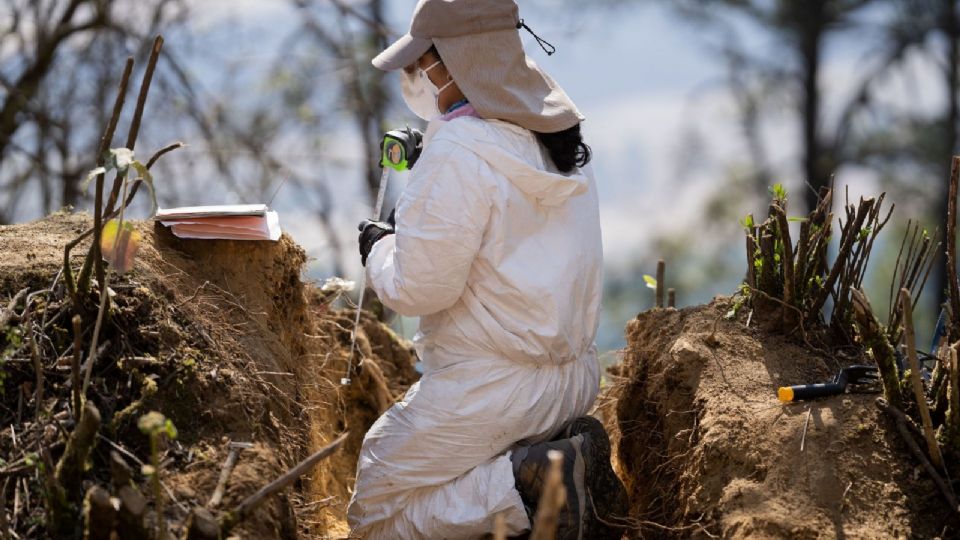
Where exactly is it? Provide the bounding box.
[358,208,396,266]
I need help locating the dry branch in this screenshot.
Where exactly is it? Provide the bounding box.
[808,197,873,321]
[899,289,943,467]
[115,485,147,539]
[745,214,756,289]
[208,442,252,509]
[82,485,115,540]
[948,346,960,451]
[530,450,566,540]
[656,260,665,309]
[71,315,82,416]
[184,507,220,540]
[105,36,164,216]
[493,513,507,540]
[219,432,348,534]
[773,205,795,307]
[55,401,101,503]
[876,398,959,513]
[0,288,28,328]
[73,57,134,298]
[0,478,9,540]
[850,288,903,409]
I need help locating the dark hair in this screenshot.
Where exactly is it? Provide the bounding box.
[534,124,591,173]
[426,46,590,173]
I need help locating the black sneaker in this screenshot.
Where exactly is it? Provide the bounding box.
[512,435,590,539]
[562,416,628,539]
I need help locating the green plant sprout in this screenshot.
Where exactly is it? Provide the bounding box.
[138,411,177,538]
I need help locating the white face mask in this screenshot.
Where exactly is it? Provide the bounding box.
[400,60,455,121]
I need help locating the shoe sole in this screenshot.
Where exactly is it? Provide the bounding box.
[564,416,629,539]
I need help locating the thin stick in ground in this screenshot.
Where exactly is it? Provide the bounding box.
[219,432,348,533]
[530,450,566,540]
[656,259,665,309]
[900,288,944,468]
[876,398,959,513]
[74,57,134,298]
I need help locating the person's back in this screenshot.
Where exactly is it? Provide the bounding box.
[348,0,627,537]
[372,116,603,370]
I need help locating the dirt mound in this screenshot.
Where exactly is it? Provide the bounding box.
[602,299,957,539]
[0,212,418,538]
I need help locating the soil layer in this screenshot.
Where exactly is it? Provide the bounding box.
[602,298,958,539]
[0,212,418,538]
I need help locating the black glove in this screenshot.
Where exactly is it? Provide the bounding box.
[358,208,396,266]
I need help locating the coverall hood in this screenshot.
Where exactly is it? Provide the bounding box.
[440,118,590,207]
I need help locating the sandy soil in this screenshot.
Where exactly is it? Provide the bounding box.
[600,298,958,539]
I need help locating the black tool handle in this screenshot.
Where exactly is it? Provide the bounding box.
[788,382,844,400]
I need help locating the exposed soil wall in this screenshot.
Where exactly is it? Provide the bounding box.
[602,299,957,539]
[0,212,418,538]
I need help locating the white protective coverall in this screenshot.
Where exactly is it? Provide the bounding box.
[348,115,603,539]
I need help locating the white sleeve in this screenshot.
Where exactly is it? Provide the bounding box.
[365,140,492,317]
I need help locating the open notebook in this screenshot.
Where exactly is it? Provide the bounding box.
[155,204,281,241]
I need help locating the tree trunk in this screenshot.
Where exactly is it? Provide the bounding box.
[934,0,960,315]
[799,0,829,215]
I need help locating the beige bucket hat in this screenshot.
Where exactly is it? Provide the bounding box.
[372,0,584,134]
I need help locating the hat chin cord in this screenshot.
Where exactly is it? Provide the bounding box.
[516,19,556,56]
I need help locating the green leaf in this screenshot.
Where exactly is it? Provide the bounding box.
[82,167,107,192]
[164,419,178,440]
[768,183,787,202]
[643,275,657,290]
[787,216,808,223]
[131,160,158,216]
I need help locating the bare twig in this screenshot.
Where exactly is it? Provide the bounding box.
[73,57,134,298]
[656,259,665,309]
[105,36,164,215]
[747,286,826,355]
[70,315,82,416]
[850,288,903,409]
[145,141,185,169]
[208,442,253,509]
[220,433,347,533]
[0,288,28,328]
[876,398,959,513]
[808,197,873,321]
[900,289,943,467]
[175,281,210,309]
[0,478,9,540]
[774,205,795,306]
[800,405,812,452]
[530,450,565,540]
[493,513,507,540]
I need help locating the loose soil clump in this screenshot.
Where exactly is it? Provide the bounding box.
[0,212,418,538]
[603,299,959,539]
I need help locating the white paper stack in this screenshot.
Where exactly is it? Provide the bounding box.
[155,204,281,241]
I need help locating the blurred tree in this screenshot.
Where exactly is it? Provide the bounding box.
[657,0,889,214]
[850,0,960,312]
[0,0,188,223]
[291,0,393,204]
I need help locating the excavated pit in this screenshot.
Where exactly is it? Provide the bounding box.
[601,298,957,539]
